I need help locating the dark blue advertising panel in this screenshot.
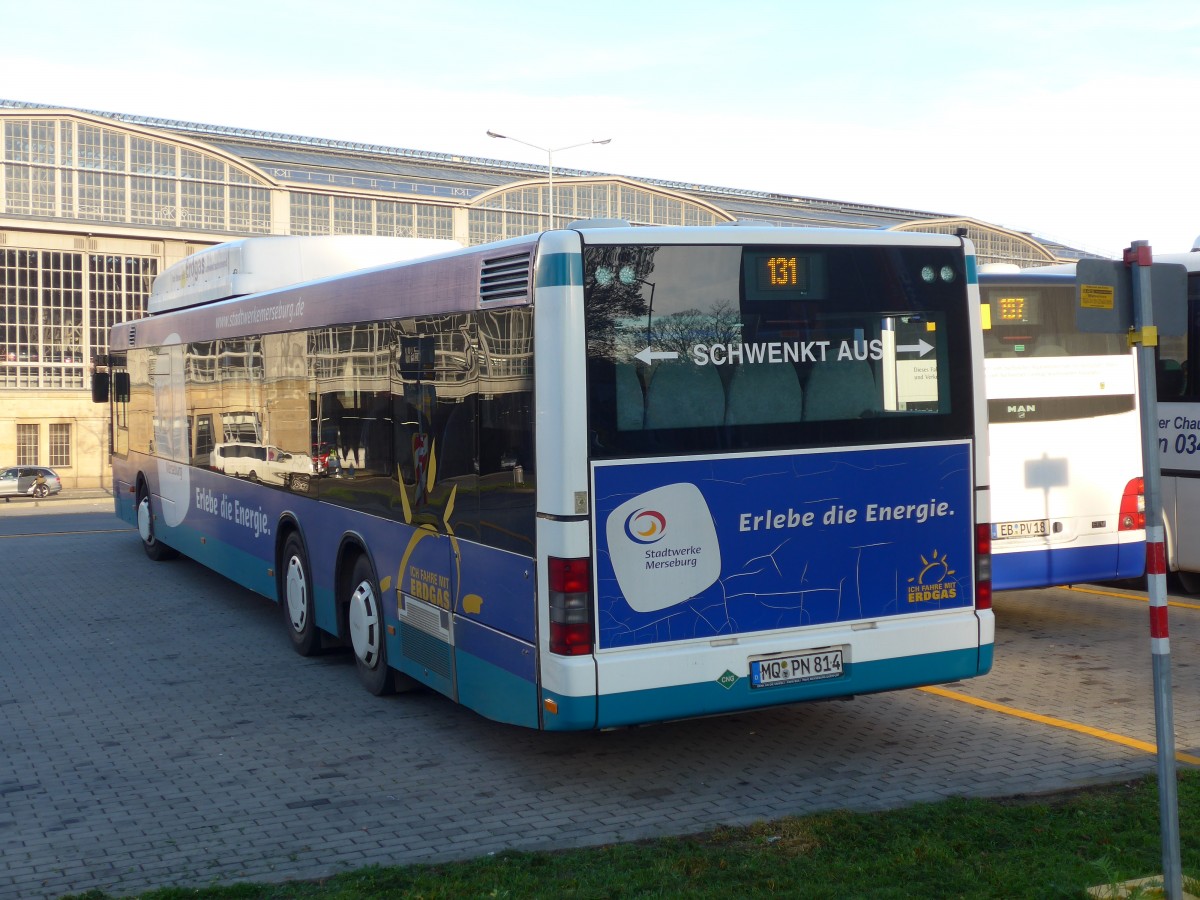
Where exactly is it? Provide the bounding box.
[592,441,975,650]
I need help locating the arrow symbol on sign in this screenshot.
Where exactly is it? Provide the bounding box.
[635,347,680,365]
[896,338,934,357]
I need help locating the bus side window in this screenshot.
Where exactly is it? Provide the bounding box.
[1158,358,1185,399]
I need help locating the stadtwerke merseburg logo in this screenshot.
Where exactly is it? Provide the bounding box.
[605,482,722,613]
[624,509,667,544]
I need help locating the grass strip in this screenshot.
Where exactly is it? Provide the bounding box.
[63,770,1200,899]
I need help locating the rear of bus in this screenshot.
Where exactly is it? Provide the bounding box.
[534,226,993,730]
[977,270,1144,590]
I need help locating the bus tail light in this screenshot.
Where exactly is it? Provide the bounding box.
[1119,477,1145,531]
[549,556,593,656]
[975,524,992,611]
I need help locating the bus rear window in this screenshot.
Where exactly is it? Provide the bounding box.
[980,281,1127,359]
[584,243,976,457]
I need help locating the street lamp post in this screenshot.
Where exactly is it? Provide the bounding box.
[486,130,611,230]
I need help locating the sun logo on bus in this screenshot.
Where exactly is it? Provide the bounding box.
[624,508,667,544]
[911,549,954,584]
[907,549,958,603]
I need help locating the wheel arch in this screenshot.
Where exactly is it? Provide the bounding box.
[334,530,380,636]
[1159,494,1200,593]
[133,469,179,561]
[273,512,306,603]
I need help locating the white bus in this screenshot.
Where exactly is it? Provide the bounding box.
[96,226,994,730]
[977,266,1145,590]
[1147,244,1200,591]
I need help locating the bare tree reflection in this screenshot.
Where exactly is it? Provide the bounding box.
[637,300,743,360]
[584,246,657,359]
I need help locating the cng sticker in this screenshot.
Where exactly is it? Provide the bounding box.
[717,670,739,690]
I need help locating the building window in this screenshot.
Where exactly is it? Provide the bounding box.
[333,197,372,235]
[89,254,157,368]
[131,176,176,226]
[16,423,38,465]
[290,194,330,235]
[415,204,453,240]
[3,163,31,213]
[229,169,271,233]
[3,119,30,161]
[0,248,91,390]
[1,116,273,233]
[180,180,203,226]
[49,423,71,467]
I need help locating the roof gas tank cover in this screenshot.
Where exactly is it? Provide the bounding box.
[149,236,461,314]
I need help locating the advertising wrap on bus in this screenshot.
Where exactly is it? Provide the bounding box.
[593,440,974,650]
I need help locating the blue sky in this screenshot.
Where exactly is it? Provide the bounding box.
[3,0,1199,257]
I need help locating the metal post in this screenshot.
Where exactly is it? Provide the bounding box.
[547,148,554,231]
[485,131,612,232]
[1128,239,1183,899]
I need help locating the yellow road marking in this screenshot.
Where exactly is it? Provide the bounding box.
[920,685,1200,766]
[0,528,133,538]
[1061,583,1200,611]
[936,583,1200,764]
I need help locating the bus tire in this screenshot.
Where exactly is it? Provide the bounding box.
[137,484,178,562]
[1176,569,1200,595]
[347,553,395,696]
[281,532,320,656]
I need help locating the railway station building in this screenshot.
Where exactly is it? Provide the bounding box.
[0,99,1093,488]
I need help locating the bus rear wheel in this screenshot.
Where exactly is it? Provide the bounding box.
[282,533,320,656]
[347,554,395,696]
[137,485,177,561]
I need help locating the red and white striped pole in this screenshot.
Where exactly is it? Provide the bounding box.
[1146,532,1170,651]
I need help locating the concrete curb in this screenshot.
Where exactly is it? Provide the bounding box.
[0,490,115,514]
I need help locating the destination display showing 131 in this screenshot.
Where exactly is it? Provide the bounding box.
[746,250,822,301]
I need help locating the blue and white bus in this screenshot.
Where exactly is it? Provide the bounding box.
[977,266,1145,590]
[96,226,994,730]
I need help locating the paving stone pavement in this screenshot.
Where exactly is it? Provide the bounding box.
[1,504,1196,898]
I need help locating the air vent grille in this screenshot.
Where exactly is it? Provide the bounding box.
[480,252,531,303]
[400,623,452,678]
[127,325,136,346]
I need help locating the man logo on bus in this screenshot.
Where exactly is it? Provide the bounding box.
[906,549,958,603]
[624,509,667,544]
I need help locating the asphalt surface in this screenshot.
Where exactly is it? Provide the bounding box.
[1,495,1197,898]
